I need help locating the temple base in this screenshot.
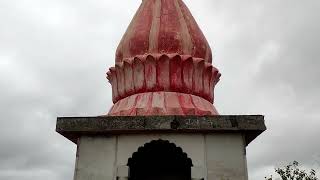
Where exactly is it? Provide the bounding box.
[108,92,219,116]
[56,115,266,180]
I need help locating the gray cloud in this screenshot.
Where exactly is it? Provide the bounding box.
[0,0,319,180]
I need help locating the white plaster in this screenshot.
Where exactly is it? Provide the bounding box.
[74,136,117,180]
[117,165,129,177]
[117,178,128,180]
[73,133,248,180]
[205,133,247,180]
[191,166,205,179]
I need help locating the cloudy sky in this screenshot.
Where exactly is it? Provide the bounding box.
[0,0,319,179]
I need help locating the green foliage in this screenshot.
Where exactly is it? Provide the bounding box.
[265,161,318,180]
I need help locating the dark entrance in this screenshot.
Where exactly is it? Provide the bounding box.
[127,139,193,180]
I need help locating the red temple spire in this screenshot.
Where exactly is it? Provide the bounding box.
[115,0,212,63]
[106,0,221,116]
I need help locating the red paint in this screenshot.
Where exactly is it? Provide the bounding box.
[108,92,218,116]
[107,0,220,116]
[157,54,170,91]
[129,0,154,57]
[182,57,193,94]
[145,55,157,91]
[170,55,182,91]
[177,0,212,62]
[115,0,212,62]
[133,57,145,94]
[158,0,182,54]
[108,54,220,103]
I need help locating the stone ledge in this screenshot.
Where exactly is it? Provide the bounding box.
[56,115,266,146]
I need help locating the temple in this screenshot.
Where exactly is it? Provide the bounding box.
[56,1,266,180]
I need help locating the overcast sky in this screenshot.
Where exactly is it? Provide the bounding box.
[0,0,319,179]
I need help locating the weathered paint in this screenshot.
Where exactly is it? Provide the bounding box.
[157,54,170,91]
[128,0,153,57]
[133,57,145,93]
[123,61,134,96]
[108,92,218,116]
[108,55,220,104]
[151,91,166,114]
[170,55,182,91]
[158,0,182,54]
[182,56,194,94]
[145,55,157,91]
[177,0,212,62]
[107,0,220,115]
[115,0,212,63]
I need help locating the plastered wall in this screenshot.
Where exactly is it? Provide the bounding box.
[74,133,247,180]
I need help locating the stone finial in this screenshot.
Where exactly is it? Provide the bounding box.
[106,0,221,116]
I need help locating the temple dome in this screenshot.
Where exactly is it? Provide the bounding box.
[106,0,220,116]
[115,0,212,63]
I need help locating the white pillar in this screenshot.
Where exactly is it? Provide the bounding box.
[117,166,129,180]
[74,137,117,180]
[192,166,205,180]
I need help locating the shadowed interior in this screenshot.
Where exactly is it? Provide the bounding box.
[127,139,193,180]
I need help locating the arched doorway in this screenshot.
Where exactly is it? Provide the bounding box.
[127,139,193,180]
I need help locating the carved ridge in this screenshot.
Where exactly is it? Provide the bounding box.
[108,92,219,116]
[107,53,220,104]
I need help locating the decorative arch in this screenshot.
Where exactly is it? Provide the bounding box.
[127,139,193,180]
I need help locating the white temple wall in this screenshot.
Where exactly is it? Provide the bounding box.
[205,133,248,180]
[73,133,247,180]
[73,136,117,180]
